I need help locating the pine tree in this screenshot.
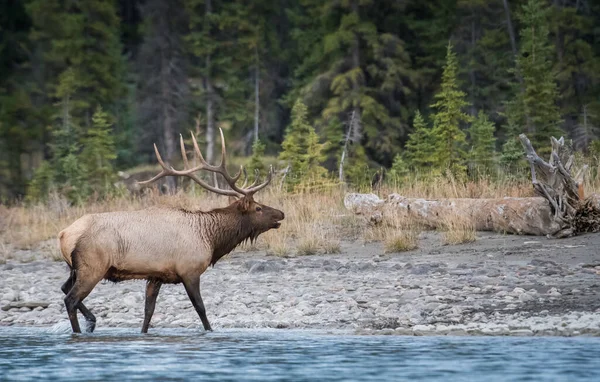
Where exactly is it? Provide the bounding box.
[468,110,497,175]
[454,0,514,121]
[551,1,600,150]
[388,153,409,184]
[185,0,225,163]
[81,106,117,196]
[499,136,525,175]
[27,0,125,126]
[28,68,89,204]
[430,43,472,175]
[343,144,371,189]
[247,138,266,181]
[405,111,436,171]
[137,0,189,167]
[294,0,415,165]
[51,69,88,203]
[0,0,38,199]
[506,0,562,154]
[279,100,327,189]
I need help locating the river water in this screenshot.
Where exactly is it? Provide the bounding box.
[0,327,599,381]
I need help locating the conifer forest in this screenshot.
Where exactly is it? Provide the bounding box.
[1,0,599,202]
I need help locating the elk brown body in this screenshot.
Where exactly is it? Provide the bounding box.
[58,130,284,333]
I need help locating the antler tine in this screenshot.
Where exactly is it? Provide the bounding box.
[189,128,242,184]
[242,165,273,196]
[137,144,175,185]
[240,167,249,188]
[218,128,227,167]
[137,142,241,197]
[138,132,273,197]
[190,132,206,164]
[180,134,190,169]
[218,128,243,182]
[246,169,260,189]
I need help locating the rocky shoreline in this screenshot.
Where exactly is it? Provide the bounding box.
[1,232,600,336]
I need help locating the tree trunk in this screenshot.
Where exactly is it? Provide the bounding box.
[205,69,215,164]
[161,52,176,192]
[351,0,362,142]
[503,0,535,134]
[254,45,260,143]
[339,110,357,182]
[345,193,565,236]
[503,0,532,132]
[205,0,215,164]
[468,18,477,117]
[503,0,518,60]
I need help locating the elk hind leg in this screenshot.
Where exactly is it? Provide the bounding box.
[61,272,97,333]
[64,268,104,334]
[182,276,212,331]
[141,279,162,333]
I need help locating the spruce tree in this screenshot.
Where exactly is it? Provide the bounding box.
[551,1,600,150]
[136,0,188,165]
[279,100,327,189]
[405,111,435,172]
[500,136,525,175]
[294,0,415,165]
[506,0,562,154]
[26,0,124,127]
[81,106,117,196]
[29,69,89,204]
[247,138,266,181]
[468,110,496,175]
[430,43,472,175]
[388,153,409,184]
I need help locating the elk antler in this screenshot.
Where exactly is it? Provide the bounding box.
[139,128,272,197]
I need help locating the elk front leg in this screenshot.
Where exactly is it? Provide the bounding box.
[182,276,212,331]
[142,279,162,333]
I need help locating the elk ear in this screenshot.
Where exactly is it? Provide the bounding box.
[238,196,253,211]
[228,195,238,204]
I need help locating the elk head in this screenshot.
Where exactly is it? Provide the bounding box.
[138,129,284,237]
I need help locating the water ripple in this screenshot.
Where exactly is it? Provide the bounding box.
[0,327,599,381]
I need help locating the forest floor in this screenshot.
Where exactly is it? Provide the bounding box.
[1,230,599,336]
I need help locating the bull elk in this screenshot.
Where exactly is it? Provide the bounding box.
[58,129,284,333]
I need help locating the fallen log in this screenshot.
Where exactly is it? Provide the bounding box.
[345,134,600,237]
[345,193,570,236]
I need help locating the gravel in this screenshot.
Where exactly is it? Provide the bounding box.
[1,232,600,336]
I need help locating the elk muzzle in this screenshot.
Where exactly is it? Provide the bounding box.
[272,210,285,229]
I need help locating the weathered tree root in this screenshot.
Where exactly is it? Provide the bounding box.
[519,134,600,237]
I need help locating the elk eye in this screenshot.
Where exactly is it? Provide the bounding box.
[256,206,262,212]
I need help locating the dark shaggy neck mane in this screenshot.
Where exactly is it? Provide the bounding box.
[188,205,256,266]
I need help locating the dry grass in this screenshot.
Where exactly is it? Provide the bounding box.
[384,230,420,253]
[263,231,292,257]
[0,185,352,260]
[259,188,346,256]
[383,172,534,199]
[440,214,477,245]
[364,212,421,253]
[0,242,10,264]
[0,171,575,261]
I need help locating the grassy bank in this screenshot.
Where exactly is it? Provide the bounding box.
[5,171,600,263]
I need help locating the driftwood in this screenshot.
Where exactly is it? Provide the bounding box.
[345,134,600,237]
[1,301,50,311]
[518,134,594,237]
